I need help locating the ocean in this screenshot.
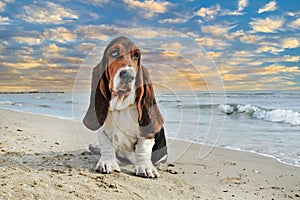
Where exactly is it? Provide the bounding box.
[0,90,299,167]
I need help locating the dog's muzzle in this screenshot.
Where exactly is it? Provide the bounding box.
[116,67,136,92]
[120,69,135,84]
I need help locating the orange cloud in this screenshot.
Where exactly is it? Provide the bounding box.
[258,1,277,14]
[254,65,300,75]
[222,73,247,81]
[19,2,78,24]
[282,38,300,49]
[12,36,42,45]
[44,27,77,43]
[196,4,221,20]
[161,42,185,51]
[290,18,300,28]
[124,0,170,18]
[250,17,284,33]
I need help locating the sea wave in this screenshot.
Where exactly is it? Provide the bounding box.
[219,104,300,126]
[0,100,24,107]
[0,101,13,105]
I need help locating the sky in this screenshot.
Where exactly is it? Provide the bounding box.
[0,0,300,92]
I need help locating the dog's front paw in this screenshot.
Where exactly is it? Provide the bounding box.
[95,158,121,174]
[135,161,160,178]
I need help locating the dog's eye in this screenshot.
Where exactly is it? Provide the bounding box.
[110,49,119,58]
[133,51,139,60]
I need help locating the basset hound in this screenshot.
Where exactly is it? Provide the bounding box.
[83,36,167,178]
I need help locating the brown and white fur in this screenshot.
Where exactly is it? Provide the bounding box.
[83,36,167,178]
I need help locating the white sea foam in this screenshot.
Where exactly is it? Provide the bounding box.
[219,104,300,126]
[237,104,261,113]
[253,109,300,126]
[0,101,24,107]
[0,101,13,105]
[218,104,234,114]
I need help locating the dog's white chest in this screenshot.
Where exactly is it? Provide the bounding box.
[101,94,140,161]
[107,105,140,136]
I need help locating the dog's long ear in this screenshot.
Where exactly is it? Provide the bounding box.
[135,65,164,137]
[83,59,111,131]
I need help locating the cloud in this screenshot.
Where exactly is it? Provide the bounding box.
[127,28,171,38]
[282,55,300,62]
[75,24,120,41]
[160,51,180,58]
[256,45,283,54]
[0,0,13,12]
[48,44,64,53]
[248,61,264,66]
[258,76,298,88]
[222,73,248,81]
[206,51,223,59]
[290,18,300,28]
[254,65,300,75]
[44,27,77,43]
[220,0,247,16]
[41,44,65,54]
[0,15,10,24]
[161,42,185,51]
[282,38,300,49]
[264,55,300,63]
[225,57,252,66]
[89,12,99,20]
[221,10,244,16]
[195,37,229,50]
[0,1,5,12]
[239,34,262,44]
[222,72,299,90]
[78,0,109,6]
[12,36,42,45]
[195,4,221,20]
[258,1,277,14]
[175,68,207,88]
[200,25,245,42]
[287,11,300,17]
[159,17,189,24]
[2,59,42,69]
[75,43,96,54]
[123,0,170,18]
[250,17,284,33]
[39,43,83,66]
[232,51,253,57]
[201,24,232,36]
[75,25,176,41]
[20,2,78,24]
[238,0,248,11]
[201,24,241,40]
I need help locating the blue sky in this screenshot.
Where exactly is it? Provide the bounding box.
[0,0,300,91]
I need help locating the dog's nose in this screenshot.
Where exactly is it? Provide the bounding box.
[120,70,134,83]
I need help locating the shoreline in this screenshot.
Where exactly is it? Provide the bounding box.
[1,107,299,168]
[169,136,300,168]
[1,108,300,199]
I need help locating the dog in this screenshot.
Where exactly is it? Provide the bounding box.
[83,36,167,178]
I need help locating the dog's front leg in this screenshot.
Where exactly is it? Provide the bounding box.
[135,137,160,178]
[95,130,120,173]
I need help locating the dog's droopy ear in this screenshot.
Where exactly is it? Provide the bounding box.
[83,60,111,131]
[135,65,164,137]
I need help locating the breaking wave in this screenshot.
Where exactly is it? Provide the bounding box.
[219,104,300,126]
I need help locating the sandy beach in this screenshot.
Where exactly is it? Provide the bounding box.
[0,108,299,199]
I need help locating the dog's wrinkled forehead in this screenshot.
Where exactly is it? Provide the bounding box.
[104,36,138,64]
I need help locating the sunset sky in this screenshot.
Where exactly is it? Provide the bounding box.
[1,0,300,92]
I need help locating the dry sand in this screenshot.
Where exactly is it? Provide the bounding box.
[0,108,299,199]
